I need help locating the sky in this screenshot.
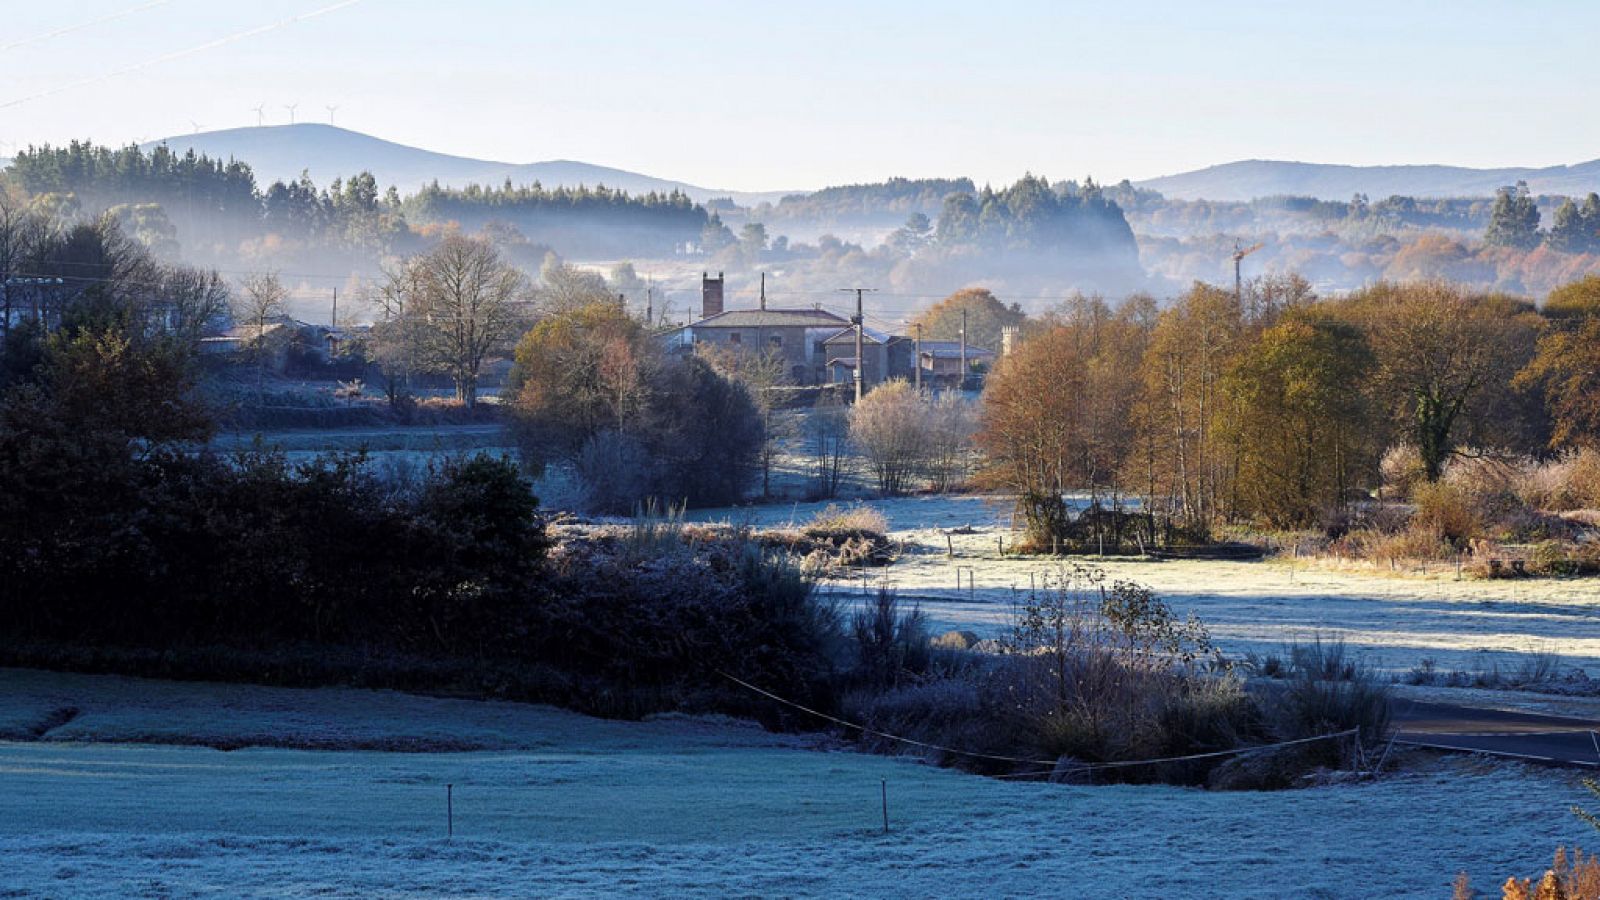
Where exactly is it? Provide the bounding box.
[0,0,1594,192]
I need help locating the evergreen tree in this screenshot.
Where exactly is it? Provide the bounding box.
[1484,181,1541,250]
[1546,198,1589,253]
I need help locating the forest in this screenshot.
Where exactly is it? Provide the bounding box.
[18,138,1600,318]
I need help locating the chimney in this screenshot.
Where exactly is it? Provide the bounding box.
[702,271,724,319]
[1001,325,1020,357]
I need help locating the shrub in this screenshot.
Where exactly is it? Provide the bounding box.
[539,532,843,719]
[805,503,889,537]
[575,429,655,514]
[1380,444,1427,500]
[1411,480,1482,547]
[851,588,929,688]
[995,566,1251,773]
[1256,636,1389,767]
[1467,846,1600,900]
[1572,449,1600,510]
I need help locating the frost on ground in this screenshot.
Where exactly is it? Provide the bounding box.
[691,494,1600,677]
[1,669,1597,898]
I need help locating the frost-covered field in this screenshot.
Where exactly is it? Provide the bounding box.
[690,494,1600,676]
[1,669,1594,898]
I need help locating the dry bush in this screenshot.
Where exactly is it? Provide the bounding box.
[805,503,888,536]
[1412,480,1483,547]
[1328,524,1456,564]
[1516,454,1582,511]
[1474,846,1600,900]
[766,503,898,572]
[1380,444,1427,500]
[1572,449,1600,510]
[1444,452,1523,498]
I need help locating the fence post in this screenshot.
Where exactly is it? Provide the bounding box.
[881,779,889,834]
[447,783,454,838]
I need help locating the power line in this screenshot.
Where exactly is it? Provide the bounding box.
[0,1,172,54]
[0,0,367,110]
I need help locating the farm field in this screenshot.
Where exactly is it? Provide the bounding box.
[689,494,1600,677]
[1,668,1593,899]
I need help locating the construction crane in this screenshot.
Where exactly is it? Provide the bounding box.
[1232,241,1264,303]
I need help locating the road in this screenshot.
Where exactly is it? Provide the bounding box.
[1393,700,1600,768]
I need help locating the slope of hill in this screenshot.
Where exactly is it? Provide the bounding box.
[1136,158,1600,202]
[140,124,792,205]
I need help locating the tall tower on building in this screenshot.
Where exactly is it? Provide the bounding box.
[701,271,725,318]
[1001,325,1020,357]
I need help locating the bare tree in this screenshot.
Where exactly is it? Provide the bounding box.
[0,188,47,339]
[806,393,851,499]
[413,233,528,408]
[364,258,426,408]
[160,266,229,344]
[533,251,612,316]
[235,272,288,399]
[850,380,930,496]
[699,343,789,496]
[923,391,979,492]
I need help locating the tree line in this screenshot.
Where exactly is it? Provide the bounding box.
[5,141,714,261]
[979,276,1600,547]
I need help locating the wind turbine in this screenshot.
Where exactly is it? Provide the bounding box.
[284,103,298,125]
[325,105,339,126]
[189,119,202,134]
[251,104,265,127]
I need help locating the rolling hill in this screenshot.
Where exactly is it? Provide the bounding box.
[1135,158,1600,202]
[140,124,792,205]
[100,125,1600,206]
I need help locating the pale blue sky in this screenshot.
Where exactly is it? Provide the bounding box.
[0,1,1592,191]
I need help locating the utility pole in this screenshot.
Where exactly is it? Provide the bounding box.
[645,286,653,327]
[912,322,923,392]
[959,308,968,392]
[330,287,337,328]
[838,287,876,403]
[759,271,766,311]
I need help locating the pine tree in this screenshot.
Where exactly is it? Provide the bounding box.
[1485,181,1541,250]
[1546,199,1589,253]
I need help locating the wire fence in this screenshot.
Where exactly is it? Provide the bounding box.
[719,670,1362,777]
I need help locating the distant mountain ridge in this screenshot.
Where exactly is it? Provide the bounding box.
[1135,158,1600,202]
[114,125,1600,206]
[139,124,794,206]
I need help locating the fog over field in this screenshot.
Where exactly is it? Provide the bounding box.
[7,4,1600,899]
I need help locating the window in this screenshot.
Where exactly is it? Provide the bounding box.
[728,332,741,345]
[769,334,783,347]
